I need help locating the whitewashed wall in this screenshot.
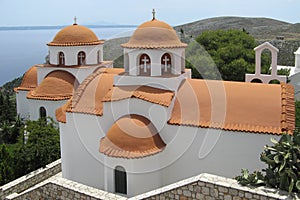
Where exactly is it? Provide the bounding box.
[16,91,30,120]
[60,97,280,197]
[124,48,185,76]
[27,99,67,121]
[49,45,103,66]
[36,63,112,85]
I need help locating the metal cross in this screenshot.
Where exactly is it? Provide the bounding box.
[152,9,156,20]
[74,16,77,25]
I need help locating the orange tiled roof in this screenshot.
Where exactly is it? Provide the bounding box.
[27,70,78,101]
[65,68,124,116]
[103,85,174,107]
[14,66,37,92]
[47,24,104,46]
[121,19,187,49]
[100,114,166,159]
[55,99,71,123]
[168,79,295,135]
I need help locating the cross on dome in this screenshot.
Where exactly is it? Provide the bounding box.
[73,16,77,25]
[152,9,156,20]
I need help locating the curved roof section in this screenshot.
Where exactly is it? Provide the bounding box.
[169,79,295,135]
[14,66,37,92]
[103,85,174,107]
[63,68,124,117]
[48,24,104,46]
[100,115,166,159]
[121,19,187,49]
[27,70,78,101]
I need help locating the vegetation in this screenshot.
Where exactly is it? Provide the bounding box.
[236,101,300,194]
[0,76,22,96]
[0,117,60,185]
[186,29,270,81]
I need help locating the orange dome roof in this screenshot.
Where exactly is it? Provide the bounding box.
[48,24,104,46]
[100,115,166,158]
[121,19,187,49]
[27,70,78,101]
[14,66,37,92]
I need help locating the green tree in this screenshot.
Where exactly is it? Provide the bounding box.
[188,29,270,81]
[0,144,13,185]
[13,118,60,177]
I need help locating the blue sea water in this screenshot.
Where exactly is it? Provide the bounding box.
[0,27,134,86]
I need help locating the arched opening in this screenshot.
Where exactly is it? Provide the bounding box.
[97,50,101,64]
[139,54,151,75]
[114,166,127,194]
[161,53,172,74]
[269,79,280,84]
[58,52,65,66]
[261,49,271,74]
[251,78,263,83]
[39,107,47,118]
[77,51,86,65]
[124,52,129,73]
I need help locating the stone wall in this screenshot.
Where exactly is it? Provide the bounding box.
[133,173,299,200]
[0,159,61,199]
[2,163,298,200]
[5,173,125,200]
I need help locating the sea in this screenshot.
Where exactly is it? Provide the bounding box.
[0,26,135,86]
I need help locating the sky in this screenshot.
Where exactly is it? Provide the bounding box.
[1,0,300,26]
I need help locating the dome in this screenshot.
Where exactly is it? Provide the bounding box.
[100,115,166,158]
[15,66,37,92]
[47,24,104,46]
[27,70,78,101]
[121,19,187,49]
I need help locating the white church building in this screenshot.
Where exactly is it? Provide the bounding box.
[15,12,295,197]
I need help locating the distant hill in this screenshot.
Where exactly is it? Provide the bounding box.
[174,16,300,41]
[3,16,300,92]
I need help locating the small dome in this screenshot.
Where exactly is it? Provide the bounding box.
[48,24,104,46]
[27,70,78,100]
[15,66,37,92]
[121,19,187,49]
[100,115,166,158]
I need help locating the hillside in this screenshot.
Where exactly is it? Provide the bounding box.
[3,16,300,92]
[174,16,300,41]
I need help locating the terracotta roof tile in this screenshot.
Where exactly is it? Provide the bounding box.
[27,70,78,101]
[47,24,104,46]
[55,99,71,123]
[14,66,37,92]
[100,115,166,159]
[121,19,187,49]
[65,68,124,116]
[103,85,174,107]
[168,79,295,135]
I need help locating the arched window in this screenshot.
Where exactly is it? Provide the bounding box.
[139,54,151,74]
[77,51,86,65]
[39,107,47,118]
[58,52,65,66]
[115,166,127,194]
[97,50,102,64]
[161,53,172,73]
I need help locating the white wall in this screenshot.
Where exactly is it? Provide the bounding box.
[36,62,112,85]
[16,90,30,120]
[113,69,191,91]
[27,99,67,121]
[124,48,185,76]
[49,45,103,66]
[60,97,280,197]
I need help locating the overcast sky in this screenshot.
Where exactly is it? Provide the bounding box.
[1,0,299,26]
